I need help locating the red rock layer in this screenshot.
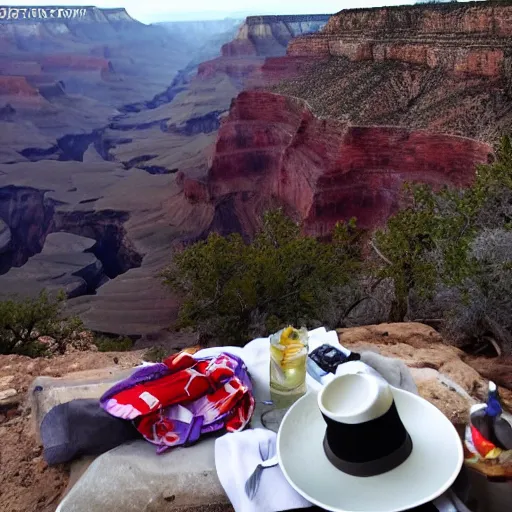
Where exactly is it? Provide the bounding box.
[197,91,492,237]
[0,76,38,96]
[323,4,512,37]
[287,4,512,79]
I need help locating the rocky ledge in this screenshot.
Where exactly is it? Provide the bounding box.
[288,3,512,79]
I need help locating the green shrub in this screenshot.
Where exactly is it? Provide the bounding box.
[0,290,83,357]
[93,335,133,352]
[371,136,512,353]
[162,208,363,345]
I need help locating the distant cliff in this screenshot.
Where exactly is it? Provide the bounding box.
[222,14,331,57]
[271,2,512,141]
[287,3,512,78]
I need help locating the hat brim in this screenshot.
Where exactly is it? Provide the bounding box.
[277,387,463,512]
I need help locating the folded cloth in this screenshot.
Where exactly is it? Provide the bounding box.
[215,428,311,512]
[211,328,468,512]
[40,398,141,465]
[100,351,255,454]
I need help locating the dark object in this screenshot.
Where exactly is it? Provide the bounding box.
[322,401,413,477]
[471,382,512,451]
[40,398,141,465]
[471,411,512,451]
[309,344,360,374]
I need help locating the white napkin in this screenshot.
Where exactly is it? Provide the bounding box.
[215,428,311,512]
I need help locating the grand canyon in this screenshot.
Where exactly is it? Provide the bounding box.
[0,2,508,339]
[2,4,512,512]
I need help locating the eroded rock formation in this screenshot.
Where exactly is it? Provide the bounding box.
[197,14,330,89]
[0,76,38,96]
[191,91,491,237]
[0,232,107,298]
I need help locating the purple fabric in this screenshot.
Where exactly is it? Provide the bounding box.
[100,352,254,454]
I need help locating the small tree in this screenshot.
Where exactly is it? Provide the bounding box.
[0,290,83,357]
[162,209,363,345]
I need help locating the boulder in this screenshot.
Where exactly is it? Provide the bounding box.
[57,439,231,512]
[29,368,136,438]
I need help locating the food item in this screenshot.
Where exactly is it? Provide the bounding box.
[269,326,308,408]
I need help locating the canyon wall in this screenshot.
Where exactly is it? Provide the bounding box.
[273,3,512,140]
[189,91,492,237]
[197,14,331,91]
[287,3,512,79]
[222,14,330,57]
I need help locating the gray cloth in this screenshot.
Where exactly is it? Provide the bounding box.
[360,350,418,394]
[41,398,141,465]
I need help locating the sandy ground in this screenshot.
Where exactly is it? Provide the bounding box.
[0,350,148,512]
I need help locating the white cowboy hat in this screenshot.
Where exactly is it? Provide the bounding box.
[277,373,463,512]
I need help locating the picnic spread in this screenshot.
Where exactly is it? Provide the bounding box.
[38,326,512,512]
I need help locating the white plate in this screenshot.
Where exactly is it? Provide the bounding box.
[277,388,463,512]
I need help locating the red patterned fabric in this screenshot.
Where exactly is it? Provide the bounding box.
[101,351,254,453]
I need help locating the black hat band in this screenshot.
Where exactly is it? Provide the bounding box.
[322,400,413,477]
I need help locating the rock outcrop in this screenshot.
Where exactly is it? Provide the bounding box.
[197,14,330,89]
[0,76,38,96]
[273,3,512,141]
[0,232,107,298]
[193,91,492,236]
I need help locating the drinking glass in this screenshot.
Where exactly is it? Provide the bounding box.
[261,326,308,432]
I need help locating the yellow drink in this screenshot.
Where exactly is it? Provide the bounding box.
[269,326,308,409]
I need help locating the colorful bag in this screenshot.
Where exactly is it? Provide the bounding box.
[100,351,254,453]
